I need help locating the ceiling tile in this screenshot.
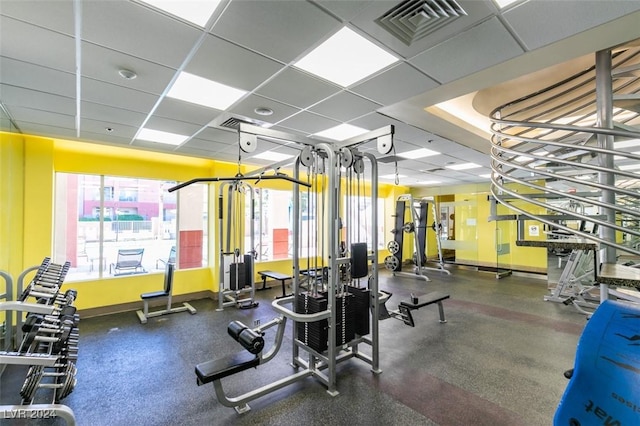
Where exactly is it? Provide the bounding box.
[80,118,139,141]
[81,77,159,113]
[0,16,75,73]
[1,85,75,116]
[410,17,524,84]
[277,111,340,135]
[81,42,177,95]
[154,98,221,127]
[503,0,640,51]
[81,101,147,129]
[142,116,203,136]
[0,57,76,98]
[309,91,381,122]
[196,127,238,145]
[182,138,231,152]
[211,0,340,63]
[8,105,75,130]
[82,1,203,68]
[230,94,301,124]
[257,68,341,109]
[186,34,285,91]
[0,0,75,35]
[351,63,438,105]
[13,122,78,140]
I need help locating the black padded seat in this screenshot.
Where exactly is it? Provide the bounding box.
[141,290,168,300]
[196,351,260,385]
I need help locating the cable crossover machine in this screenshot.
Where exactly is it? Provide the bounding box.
[171,124,400,412]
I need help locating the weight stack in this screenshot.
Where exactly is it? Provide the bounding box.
[295,292,328,353]
[349,286,370,336]
[320,292,356,346]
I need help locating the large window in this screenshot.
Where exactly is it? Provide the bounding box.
[249,188,384,262]
[344,196,385,250]
[53,174,208,281]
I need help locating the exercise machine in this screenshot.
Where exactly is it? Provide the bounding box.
[136,263,197,324]
[186,123,393,412]
[384,194,450,281]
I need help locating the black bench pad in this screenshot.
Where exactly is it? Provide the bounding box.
[195,351,260,385]
[141,290,169,300]
[400,292,450,310]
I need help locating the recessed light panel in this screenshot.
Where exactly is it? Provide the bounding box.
[253,151,294,162]
[417,180,441,185]
[139,0,221,27]
[314,123,369,141]
[137,128,188,145]
[397,148,440,159]
[294,27,398,87]
[446,162,481,170]
[167,72,247,110]
[614,139,640,149]
[479,173,492,178]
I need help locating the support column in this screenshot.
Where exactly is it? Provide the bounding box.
[595,49,616,301]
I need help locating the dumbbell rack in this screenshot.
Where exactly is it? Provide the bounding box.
[0,258,78,425]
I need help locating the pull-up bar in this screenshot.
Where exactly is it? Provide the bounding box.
[168,173,311,193]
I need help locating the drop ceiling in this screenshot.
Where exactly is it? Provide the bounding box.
[2,0,640,187]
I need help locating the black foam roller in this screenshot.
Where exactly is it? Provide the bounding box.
[227,320,247,341]
[238,328,265,354]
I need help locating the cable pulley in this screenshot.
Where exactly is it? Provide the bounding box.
[353,157,365,174]
[339,147,353,168]
[299,146,313,167]
[239,133,257,153]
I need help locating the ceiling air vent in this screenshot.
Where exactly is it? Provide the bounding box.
[423,167,444,172]
[376,0,467,46]
[220,116,253,130]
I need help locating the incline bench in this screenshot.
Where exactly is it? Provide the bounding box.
[257,271,292,299]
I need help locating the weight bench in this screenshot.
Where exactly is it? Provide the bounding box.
[257,271,292,299]
[381,291,449,327]
[136,263,197,324]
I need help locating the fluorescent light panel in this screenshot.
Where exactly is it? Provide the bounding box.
[493,0,520,9]
[167,72,247,110]
[314,123,369,141]
[295,27,398,87]
[253,151,294,162]
[479,174,492,178]
[139,0,221,27]
[397,148,440,159]
[416,180,441,185]
[446,162,481,171]
[137,128,188,145]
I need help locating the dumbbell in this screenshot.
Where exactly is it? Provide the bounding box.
[20,362,77,403]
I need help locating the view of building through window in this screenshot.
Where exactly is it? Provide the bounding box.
[53,173,208,281]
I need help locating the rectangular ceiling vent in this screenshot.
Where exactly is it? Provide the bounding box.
[210,113,270,131]
[376,0,467,46]
[423,167,444,172]
[220,116,253,129]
